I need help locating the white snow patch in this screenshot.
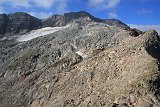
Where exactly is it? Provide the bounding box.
[0,37,7,40]
[17,25,69,42]
[76,51,88,59]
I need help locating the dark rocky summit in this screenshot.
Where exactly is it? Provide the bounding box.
[0,11,160,107]
[0,12,41,37]
[6,12,42,35]
[0,14,8,35]
[42,11,103,27]
[42,11,129,28]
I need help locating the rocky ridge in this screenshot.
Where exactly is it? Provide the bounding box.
[0,11,129,37]
[0,11,160,107]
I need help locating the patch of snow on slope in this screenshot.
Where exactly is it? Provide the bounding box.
[17,25,69,42]
[76,51,88,59]
[129,24,160,34]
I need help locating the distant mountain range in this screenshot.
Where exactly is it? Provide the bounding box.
[0,11,128,37]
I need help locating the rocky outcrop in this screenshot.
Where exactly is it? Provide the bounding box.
[63,11,103,23]
[0,14,8,35]
[42,11,103,27]
[42,14,65,27]
[105,19,129,28]
[42,11,128,28]
[0,12,42,36]
[6,12,42,35]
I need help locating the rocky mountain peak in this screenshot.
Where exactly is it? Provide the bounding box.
[8,12,30,16]
[64,11,95,20]
[64,11,103,24]
[0,11,129,36]
[0,12,42,37]
[42,11,103,27]
[6,12,42,35]
[0,14,8,35]
[42,11,129,28]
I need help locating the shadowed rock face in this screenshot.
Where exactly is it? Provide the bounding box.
[1,11,160,107]
[105,19,128,28]
[0,14,8,35]
[42,11,103,27]
[6,12,42,35]
[63,11,103,23]
[42,14,65,27]
[0,12,41,36]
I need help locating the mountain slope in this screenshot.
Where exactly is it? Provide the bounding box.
[0,11,160,107]
[105,19,128,28]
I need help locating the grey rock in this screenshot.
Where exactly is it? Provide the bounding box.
[0,14,8,36]
[6,12,42,35]
[105,19,129,28]
[42,11,103,27]
[42,14,65,27]
[0,12,42,36]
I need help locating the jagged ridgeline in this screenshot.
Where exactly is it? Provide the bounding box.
[0,11,160,107]
[0,11,128,36]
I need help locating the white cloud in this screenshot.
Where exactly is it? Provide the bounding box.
[107,0,121,8]
[138,9,152,14]
[0,0,69,14]
[129,24,160,34]
[0,6,5,14]
[0,0,31,8]
[29,12,53,19]
[108,12,118,18]
[55,0,68,13]
[0,0,55,8]
[88,0,121,10]
[33,0,55,9]
[0,0,61,9]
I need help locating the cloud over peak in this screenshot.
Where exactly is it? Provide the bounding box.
[0,0,30,8]
[108,12,118,18]
[0,0,69,18]
[33,0,54,9]
[29,12,53,19]
[138,9,153,14]
[0,6,5,14]
[0,0,69,9]
[88,0,121,10]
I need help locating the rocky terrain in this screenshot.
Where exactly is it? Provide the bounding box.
[0,12,41,37]
[0,11,160,107]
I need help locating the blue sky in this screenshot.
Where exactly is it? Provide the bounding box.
[0,0,159,25]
